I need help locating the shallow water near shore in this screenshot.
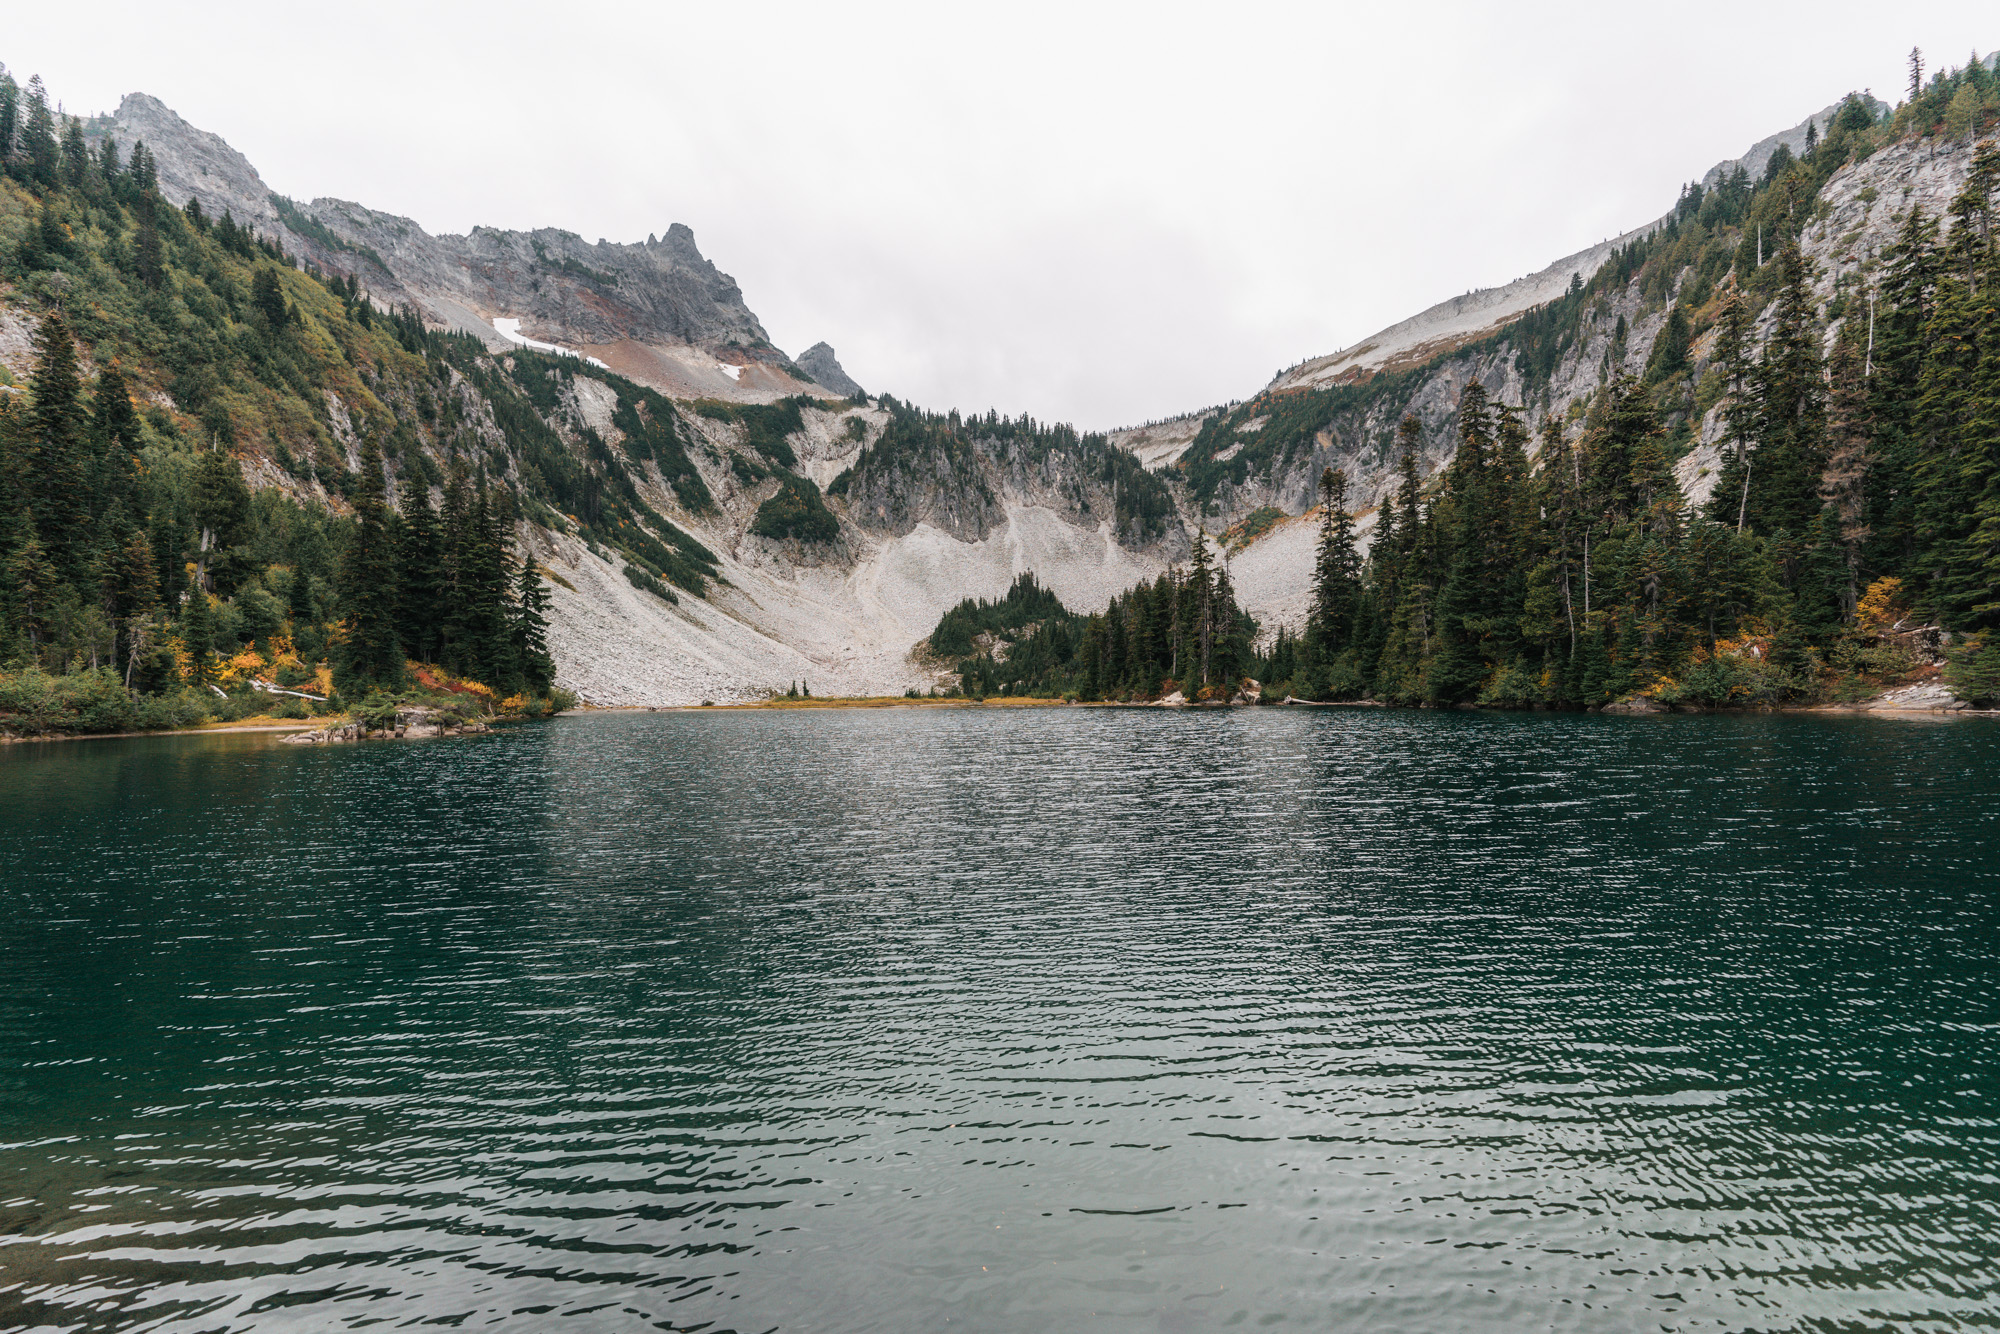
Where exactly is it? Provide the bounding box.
[2,709,1996,1332]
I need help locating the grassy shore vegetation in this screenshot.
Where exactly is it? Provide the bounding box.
[0,63,589,735]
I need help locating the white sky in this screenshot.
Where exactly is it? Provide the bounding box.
[6,2,1994,429]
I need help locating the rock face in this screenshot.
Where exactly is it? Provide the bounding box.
[1856,682,1971,712]
[1124,115,1986,645]
[796,342,863,397]
[97,93,285,236]
[92,95,801,402]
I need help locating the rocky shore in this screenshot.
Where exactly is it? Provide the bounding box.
[284,705,494,745]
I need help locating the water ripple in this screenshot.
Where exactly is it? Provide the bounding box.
[0,709,1996,1331]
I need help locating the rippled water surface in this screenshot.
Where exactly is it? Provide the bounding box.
[2,708,1998,1332]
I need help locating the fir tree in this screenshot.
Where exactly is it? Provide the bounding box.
[1307,466,1360,657]
[334,435,404,692]
[512,549,555,692]
[393,485,445,663]
[26,312,88,582]
[1821,318,1874,619]
[180,584,217,688]
[21,76,56,187]
[251,268,289,332]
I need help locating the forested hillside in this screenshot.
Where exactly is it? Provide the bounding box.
[0,64,760,730]
[928,53,2000,710]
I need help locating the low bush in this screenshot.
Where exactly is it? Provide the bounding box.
[1651,652,1798,706]
[0,668,143,735]
[1944,633,2000,705]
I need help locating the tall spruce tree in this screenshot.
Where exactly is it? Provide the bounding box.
[335,435,404,692]
[26,312,88,582]
[394,485,445,663]
[1307,466,1361,658]
[1821,318,1875,619]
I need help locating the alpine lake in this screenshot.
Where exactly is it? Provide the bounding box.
[1,707,1996,1332]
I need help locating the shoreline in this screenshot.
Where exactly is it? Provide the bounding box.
[0,718,326,746]
[600,695,1995,718]
[8,697,1990,745]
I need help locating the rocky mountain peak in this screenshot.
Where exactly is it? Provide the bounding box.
[85,94,792,395]
[98,92,282,235]
[797,343,863,398]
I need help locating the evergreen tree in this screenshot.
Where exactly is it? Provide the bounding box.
[3,534,59,662]
[180,583,216,687]
[1821,318,1874,619]
[251,268,289,332]
[26,312,89,582]
[512,549,555,692]
[1184,533,1214,690]
[334,436,403,692]
[0,73,17,171]
[394,485,445,662]
[1746,232,1828,535]
[112,528,159,686]
[1308,466,1361,659]
[190,446,252,595]
[21,76,57,187]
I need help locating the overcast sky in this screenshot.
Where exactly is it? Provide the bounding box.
[6,2,1994,429]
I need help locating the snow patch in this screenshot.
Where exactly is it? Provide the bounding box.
[492,316,611,370]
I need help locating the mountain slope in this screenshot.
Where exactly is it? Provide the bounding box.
[95,94,820,404]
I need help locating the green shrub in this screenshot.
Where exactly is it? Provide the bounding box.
[624,564,678,604]
[0,668,146,735]
[750,473,840,544]
[1652,653,1798,706]
[1944,633,2000,705]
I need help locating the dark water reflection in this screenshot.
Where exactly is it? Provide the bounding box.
[1,709,1996,1332]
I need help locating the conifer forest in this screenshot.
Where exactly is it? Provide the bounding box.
[5,50,2000,728]
[933,65,2000,710]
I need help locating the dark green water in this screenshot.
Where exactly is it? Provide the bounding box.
[1,709,1996,1333]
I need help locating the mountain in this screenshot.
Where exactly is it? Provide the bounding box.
[97,94,821,404]
[796,343,863,398]
[2,76,1190,708]
[4,55,1996,721]
[1110,93,1988,638]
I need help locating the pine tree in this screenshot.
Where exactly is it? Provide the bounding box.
[0,73,17,171]
[91,367,143,523]
[180,584,217,688]
[27,312,88,582]
[251,268,289,332]
[334,436,404,692]
[1745,231,1828,535]
[1708,290,1758,531]
[113,528,159,687]
[394,485,445,662]
[1209,556,1245,690]
[3,534,59,661]
[59,115,87,189]
[1645,302,1693,382]
[1184,533,1214,690]
[190,447,252,595]
[1307,466,1360,657]
[1821,318,1874,619]
[512,550,555,693]
[21,76,57,188]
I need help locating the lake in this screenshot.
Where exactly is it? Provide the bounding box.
[1,708,1996,1332]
